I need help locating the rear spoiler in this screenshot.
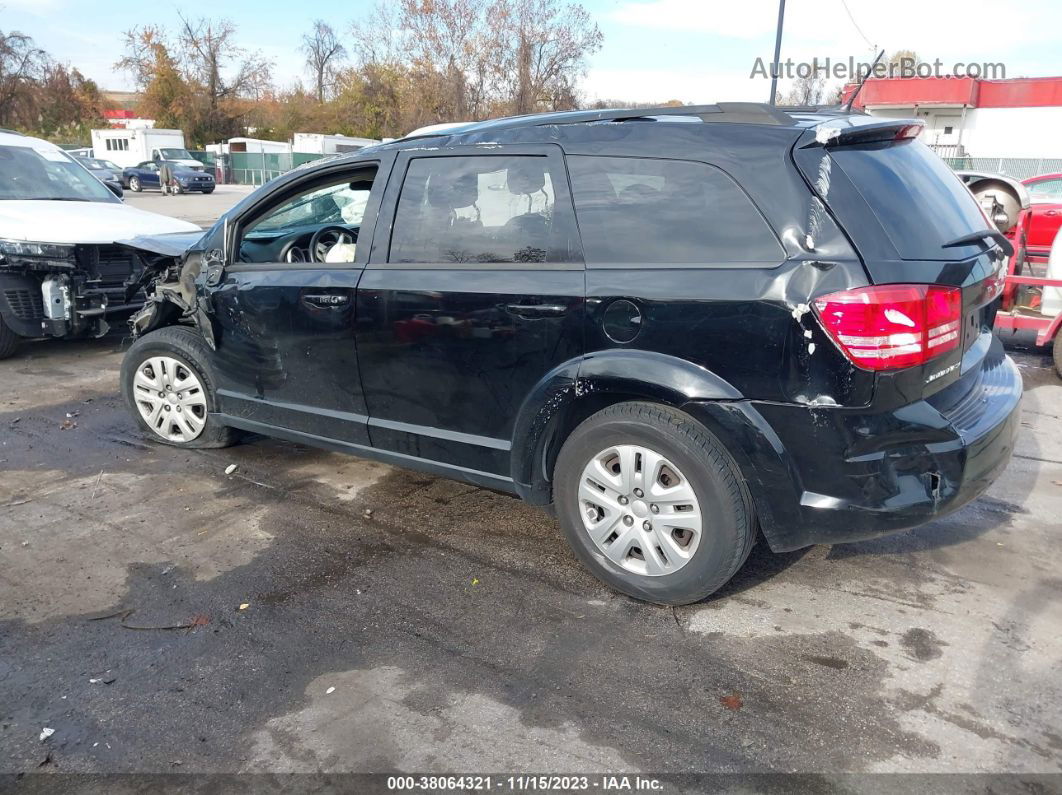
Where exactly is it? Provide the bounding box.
[802,117,924,148]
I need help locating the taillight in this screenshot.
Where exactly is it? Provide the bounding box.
[813,285,962,371]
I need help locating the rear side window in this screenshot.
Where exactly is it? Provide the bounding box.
[1028,178,1062,203]
[828,140,990,260]
[390,155,561,264]
[567,155,783,266]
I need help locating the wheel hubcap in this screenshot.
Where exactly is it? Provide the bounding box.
[578,444,702,577]
[132,356,207,442]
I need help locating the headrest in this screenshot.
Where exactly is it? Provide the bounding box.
[427,172,479,209]
[506,161,545,195]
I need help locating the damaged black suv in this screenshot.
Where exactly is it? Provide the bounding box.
[120,103,1021,605]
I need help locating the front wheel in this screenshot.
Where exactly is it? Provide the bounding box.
[0,313,20,360]
[1052,331,1062,379]
[129,176,141,192]
[120,326,239,448]
[554,402,756,605]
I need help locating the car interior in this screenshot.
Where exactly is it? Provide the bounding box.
[390,157,556,264]
[237,169,377,265]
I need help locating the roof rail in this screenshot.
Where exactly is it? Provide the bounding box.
[532,102,795,127]
[422,103,799,138]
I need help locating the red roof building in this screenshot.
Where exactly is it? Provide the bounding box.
[841,76,1062,159]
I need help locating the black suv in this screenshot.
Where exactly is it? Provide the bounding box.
[120,103,1022,605]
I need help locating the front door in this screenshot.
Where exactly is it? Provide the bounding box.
[205,159,389,445]
[139,163,161,189]
[355,145,584,482]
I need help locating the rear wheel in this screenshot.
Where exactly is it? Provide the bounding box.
[554,402,755,605]
[129,175,141,192]
[0,313,20,360]
[1052,331,1062,379]
[121,326,238,448]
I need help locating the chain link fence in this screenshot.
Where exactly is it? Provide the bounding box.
[228,152,326,186]
[187,151,329,186]
[928,146,1062,180]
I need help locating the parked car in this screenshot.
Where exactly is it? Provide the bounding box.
[118,104,1021,605]
[0,130,202,359]
[123,161,215,194]
[1021,173,1062,253]
[75,156,125,197]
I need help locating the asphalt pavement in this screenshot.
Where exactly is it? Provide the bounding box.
[1,189,1060,782]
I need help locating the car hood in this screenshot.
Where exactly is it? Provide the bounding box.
[0,200,200,245]
[116,230,205,257]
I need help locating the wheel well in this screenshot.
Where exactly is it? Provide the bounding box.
[538,391,678,503]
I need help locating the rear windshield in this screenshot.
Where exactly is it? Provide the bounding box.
[829,139,989,260]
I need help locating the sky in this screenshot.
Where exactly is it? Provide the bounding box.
[3,0,1062,105]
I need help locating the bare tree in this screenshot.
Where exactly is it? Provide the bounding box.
[0,29,46,126]
[348,0,602,129]
[177,14,272,108]
[778,75,829,107]
[302,20,346,102]
[489,0,603,114]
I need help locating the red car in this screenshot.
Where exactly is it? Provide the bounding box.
[1022,173,1062,253]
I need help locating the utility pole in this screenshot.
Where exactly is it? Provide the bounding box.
[768,0,786,105]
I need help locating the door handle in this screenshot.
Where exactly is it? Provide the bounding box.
[505,303,568,318]
[303,293,350,307]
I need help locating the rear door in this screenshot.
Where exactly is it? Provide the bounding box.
[355,144,584,481]
[1024,177,1062,250]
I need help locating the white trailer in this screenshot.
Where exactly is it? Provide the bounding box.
[90,128,203,170]
[293,133,379,155]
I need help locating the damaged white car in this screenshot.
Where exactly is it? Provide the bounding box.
[0,130,201,359]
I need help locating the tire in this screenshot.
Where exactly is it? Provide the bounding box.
[553,402,755,605]
[0,313,20,360]
[1052,331,1062,380]
[129,176,141,192]
[120,325,239,449]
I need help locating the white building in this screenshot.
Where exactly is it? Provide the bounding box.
[206,137,292,155]
[845,76,1062,159]
[293,133,379,155]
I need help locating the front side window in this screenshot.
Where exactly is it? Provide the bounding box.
[566,155,783,265]
[389,155,559,264]
[0,143,118,202]
[237,167,377,264]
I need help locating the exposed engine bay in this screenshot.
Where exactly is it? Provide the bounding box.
[0,243,156,340]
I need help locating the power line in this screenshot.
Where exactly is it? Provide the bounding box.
[840,0,877,51]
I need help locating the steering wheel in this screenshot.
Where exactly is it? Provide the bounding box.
[309,225,356,263]
[278,239,308,263]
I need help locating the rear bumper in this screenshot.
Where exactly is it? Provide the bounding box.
[685,341,1022,552]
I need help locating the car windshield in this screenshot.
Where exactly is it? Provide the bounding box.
[0,143,117,202]
[158,148,193,160]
